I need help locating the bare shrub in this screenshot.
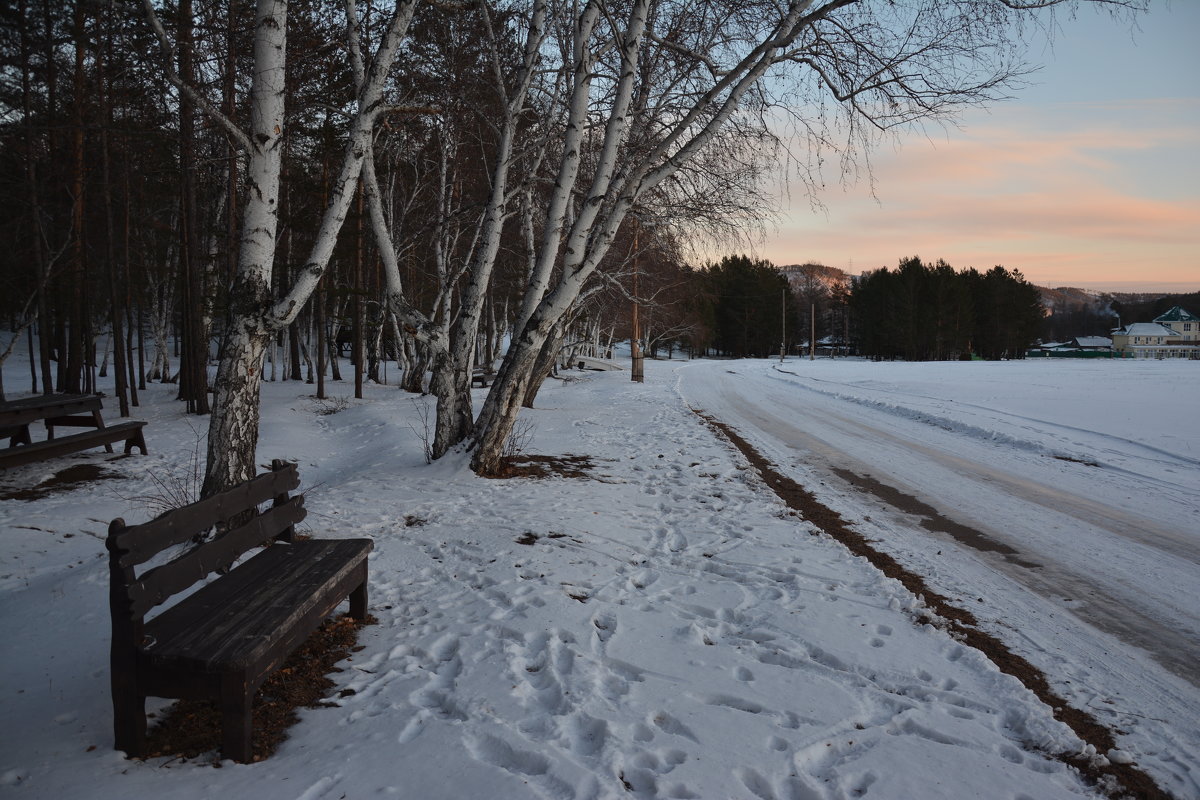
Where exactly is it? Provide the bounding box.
[502,417,537,461]
[407,398,434,464]
[311,395,352,416]
[122,422,205,517]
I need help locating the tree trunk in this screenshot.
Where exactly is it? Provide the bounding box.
[401,337,427,393]
[353,186,364,398]
[197,0,286,493]
[176,0,209,414]
[99,18,130,416]
[202,328,269,495]
[316,281,326,398]
[183,0,418,494]
[471,314,555,476]
[523,325,564,409]
[65,0,88,396]
[429,339,472,458]
[288,321,302,381]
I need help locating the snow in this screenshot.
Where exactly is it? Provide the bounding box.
[1,349,1197,799]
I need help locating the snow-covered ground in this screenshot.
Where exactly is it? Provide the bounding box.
[1,350,1196,799]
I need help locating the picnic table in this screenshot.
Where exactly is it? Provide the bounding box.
[0,393,146,469]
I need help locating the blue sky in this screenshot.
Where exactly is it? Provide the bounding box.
[758,1,1200,291]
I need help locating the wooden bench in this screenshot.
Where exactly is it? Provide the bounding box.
[471,369,495,388]
[106,460,372,763]
[0,421,147,469]
[0,393,146,470]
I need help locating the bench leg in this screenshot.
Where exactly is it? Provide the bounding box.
[220,673,255,763]
[4,425,32,447]
[124,428,148,455]
[111,683,147,758]
[349,578,368,621]
[111,642,146,758]
[93,409,114,453]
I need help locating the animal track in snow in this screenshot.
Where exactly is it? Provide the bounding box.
[650,711,700,743]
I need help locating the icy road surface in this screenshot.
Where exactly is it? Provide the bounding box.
[678,358,1200,783]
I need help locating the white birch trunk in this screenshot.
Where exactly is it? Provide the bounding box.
[428,0,549,458]
[200,0,417,494]
[472,1,820,474]
[514,1,601,336]
[357,1,547,458]
[202,0,286,495]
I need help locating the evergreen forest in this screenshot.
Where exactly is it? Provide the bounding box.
[848,258,1044,361]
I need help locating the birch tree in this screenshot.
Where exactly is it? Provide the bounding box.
[362,0,549,458]
[467,0,1144,475]
[143,0,419,495]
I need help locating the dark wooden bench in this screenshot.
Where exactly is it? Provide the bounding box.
[0,393,146,470]
[106,460,372,763]
[471,369,495,387]
[0,421,147,469]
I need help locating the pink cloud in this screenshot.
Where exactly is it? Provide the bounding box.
[759,101,1200,287]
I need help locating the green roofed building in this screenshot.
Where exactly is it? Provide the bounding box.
[1153,306,1200,336]
[1111,306,1200,359]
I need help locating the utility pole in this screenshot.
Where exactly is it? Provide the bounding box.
[780,286,786,363]
[810,303,816,360]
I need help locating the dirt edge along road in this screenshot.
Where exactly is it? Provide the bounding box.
[694,409,1171,800]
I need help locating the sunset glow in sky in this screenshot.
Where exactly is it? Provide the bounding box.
[757,2,1200,291]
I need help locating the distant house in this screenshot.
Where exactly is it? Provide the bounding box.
[1073,336,1112,351]
[1111,306,1200,359]
[1026,336,1112,358]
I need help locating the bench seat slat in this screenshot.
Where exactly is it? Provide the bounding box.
[143,538,372,672]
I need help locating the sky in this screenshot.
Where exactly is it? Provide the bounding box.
[755,1,1200,292]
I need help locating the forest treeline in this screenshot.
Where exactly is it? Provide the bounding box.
[684,255,1045,361]
[0,0,1148,492]
[849,257,1044,361]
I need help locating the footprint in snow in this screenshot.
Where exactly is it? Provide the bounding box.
[591,612,617,643]
[465,732,549,776]
[735,767,777,800]
[563,712,609,757]
[628,568,658,589]
[701,693,765,714]
[650,711,700,743]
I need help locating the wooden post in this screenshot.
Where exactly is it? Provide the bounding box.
[810,303,816,360]
[780,286,786,363]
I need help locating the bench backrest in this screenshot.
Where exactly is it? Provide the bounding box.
[106,460,306,624]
